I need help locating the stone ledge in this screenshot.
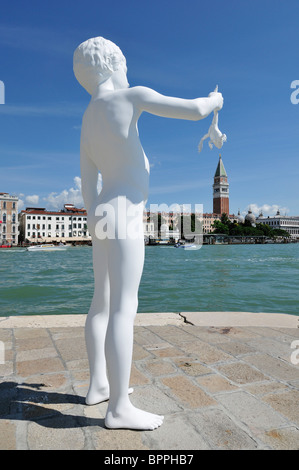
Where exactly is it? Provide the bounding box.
[0,311,298,329]
[181,311,299,328]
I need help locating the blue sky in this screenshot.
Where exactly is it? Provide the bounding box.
[0,0,298,216]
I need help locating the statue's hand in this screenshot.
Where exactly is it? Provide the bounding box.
[208,90,223,111]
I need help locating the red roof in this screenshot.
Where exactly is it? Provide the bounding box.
[21,207,87,216]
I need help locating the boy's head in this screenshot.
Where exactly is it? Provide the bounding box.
[73,37,126,95]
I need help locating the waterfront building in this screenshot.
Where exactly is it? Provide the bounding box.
[256,210,299,239]
[19,203,91,244]
[213,154,229,215]
[0,192,19,246]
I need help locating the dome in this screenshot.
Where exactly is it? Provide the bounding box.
[245,209,256,225]
[237,210,244,224]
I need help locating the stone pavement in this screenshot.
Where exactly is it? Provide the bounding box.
[0,312,299,450]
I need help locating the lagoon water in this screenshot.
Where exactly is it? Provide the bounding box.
[1,243,298,317]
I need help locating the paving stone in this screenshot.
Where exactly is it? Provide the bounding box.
[172,358,211,376]
[244,381,288,396]
[189,408,258,450]
[162,376,216,408]
[93,428,149,450]
[133,326,166,346]
[27,419,85,450]
[245,337,296,362]
[132,385,182,414]
[180,340,233,364]
[53,336,87,362]
[148,325,196,344]
[144,413,210,450]
[0,419,17,449]
[133,343,153,360]
[22,373,69,390]
[0,361,14,377]
[196,374,237,394]
[216,362,267,384]
[243,354,299,382]
[2,320,299,451]
[16,357,65,377]
[261,390,299,425]
[151,346,185,358]
[14,328,49,340]
[216,341,256,357]
[130,364,150,385]
[257,426,299,450]
[15,336,53,352]
[143,358,177,376]
[217,391,287,431]
[16,347,58,362]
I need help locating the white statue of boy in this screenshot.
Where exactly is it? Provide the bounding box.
[73,37,223,430]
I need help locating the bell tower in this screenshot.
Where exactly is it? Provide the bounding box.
[213,155,229,215]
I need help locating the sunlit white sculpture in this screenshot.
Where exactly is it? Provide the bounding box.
[73,36,224,430]
[198,86,227,153]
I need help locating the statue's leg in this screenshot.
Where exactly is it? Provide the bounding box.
[104,224,164,430]
[85,238,111,405]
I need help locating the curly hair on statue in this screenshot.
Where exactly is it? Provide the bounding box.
[73,36,126,95]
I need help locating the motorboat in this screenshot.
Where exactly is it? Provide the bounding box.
[26,243,68,252]
[174,243,199,250]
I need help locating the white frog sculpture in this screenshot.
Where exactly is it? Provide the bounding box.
[198,86,227,153]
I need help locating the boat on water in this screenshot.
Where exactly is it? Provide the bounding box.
[0,244,12,249]
[26,243,68,252]
[174,243,199,250]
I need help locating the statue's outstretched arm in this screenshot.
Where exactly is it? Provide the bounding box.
[131,86,223,121]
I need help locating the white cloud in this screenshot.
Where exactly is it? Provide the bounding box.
[26,195,39,205]
[43,177,84,210]
[18,194,39,211]
[41,175,102,211]
[245,203,289,217]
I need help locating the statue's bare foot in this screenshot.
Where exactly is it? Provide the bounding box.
[105,403,164,430]
[86,386,134,406]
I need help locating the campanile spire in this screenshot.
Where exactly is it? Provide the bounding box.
[213,154,229,215]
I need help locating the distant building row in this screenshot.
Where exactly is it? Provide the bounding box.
[18,204,91,244]
[1,155,299,247]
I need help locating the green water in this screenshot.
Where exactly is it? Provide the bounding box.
[0,244,298,317]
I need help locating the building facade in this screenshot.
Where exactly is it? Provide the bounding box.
[19,204,91,244]
[0,192,19,246]
[256,211,299,239]
[213,155,229,215]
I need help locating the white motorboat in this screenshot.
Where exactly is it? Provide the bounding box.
[174,243,199,250]
[26,244,68,252]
